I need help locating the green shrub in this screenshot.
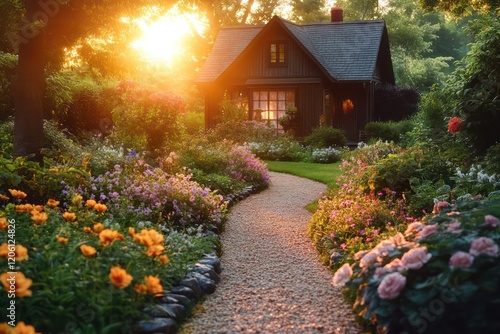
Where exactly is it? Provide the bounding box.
[0,52,16,120]
[304,126,346,148]
[248,136,306,161]
[365,120,414,144]
[484,143,500,175]
[207,120,276,144]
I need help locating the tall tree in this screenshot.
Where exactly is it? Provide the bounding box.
[9,0,179,160]
[289,0,329,23]
[419,0,499,16]
[334,0,381,20]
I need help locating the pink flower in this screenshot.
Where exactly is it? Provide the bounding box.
[377,272,406,300]
[433,201,450,214]
[446,220,461,232]
[449,251,474,268]
[417,224,438,239]
[402,247,432,270]
[384,258,406,272]
[360,250,379,268]
[374,240,395,255]
[354,250,369,261]
[392,233,415,248]
[469,237,499,257]
[332,263,353,287]
[483,215,500,227]
[405,222,424,236]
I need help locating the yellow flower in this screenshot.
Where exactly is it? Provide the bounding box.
[128,227,135,238]
[8,189,27,199]
[46,199,60,207]
[85,199,96,208]
[71,194,83,206]
[144,275,164,295]
[80,244,97,257]
[146,244,165,257]
[0,194,9,201]
[62,212,77,222]
[31,211,48,225]
[0,218,8,230]
[83,227,93,234]
[13,322,41,334]
[109,266,133,289]
[93,222,104,233]
[94,203,107,213]
[56,235,69,244]
[0,272,32,298]
[159,254,169,264]
[99,229,124,246]
[15,245,29,261]
[134,283,148,295]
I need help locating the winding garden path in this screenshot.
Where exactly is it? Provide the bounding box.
[178,172,361,333]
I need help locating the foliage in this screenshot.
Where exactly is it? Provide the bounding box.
[309,147,343,164]
[304,126,347,149]
[359,146,454,198]
[45,70,119,137]
[335,197,500,333]
[207,120,276,144]
[0,52,16,120]
[248,136,306,162]
[374,84,420,121]
[484,143,500,176]
[0,192,217,333]
[452,14,500,152]
[419,0,500,16]
[365,120,414,144]
[177,139,270,193]
[111,80,185,155]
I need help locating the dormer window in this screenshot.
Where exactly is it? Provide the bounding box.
[270,42,287,65]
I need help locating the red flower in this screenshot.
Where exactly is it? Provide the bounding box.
[448,117,464,133]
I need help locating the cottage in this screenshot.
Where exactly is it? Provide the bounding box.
[195,7,395,142]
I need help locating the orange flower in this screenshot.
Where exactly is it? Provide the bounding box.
[146,244,165,257]
[46,199,60,207]
[93,223,104,233]
[94,203,107,213]
[56,235,69,244]
[80,244,97,257]
[128,227,135,238]
[134,283,148,295]
[109,266,133,289]
[31,211,48,225]
[13,321,41,334]
[15,204,34,213]
[159,254,169,264]
[0,194,9,201]
[85,199,96,208]
[133,229,164,247]
[144,275,164,295]
[0,272,32,297]
[62,212,77,222]
[0,244,8,258]
[0,323,13,334]
[99,229,124,246]
[0,218,8,230]
[8,189,27,199]
[15,245,29,261]
[83,227,93,234]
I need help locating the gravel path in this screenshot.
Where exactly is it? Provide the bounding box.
[179,172,361,334]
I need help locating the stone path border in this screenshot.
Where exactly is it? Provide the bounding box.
[179,172,361,333]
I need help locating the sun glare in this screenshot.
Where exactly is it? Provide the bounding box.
[131,6,207,66]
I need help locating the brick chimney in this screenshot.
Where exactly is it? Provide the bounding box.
[330,6,343,22]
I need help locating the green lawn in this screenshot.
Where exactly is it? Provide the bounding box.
[265,160,342,189]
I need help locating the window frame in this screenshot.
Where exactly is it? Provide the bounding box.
[268,41,288,66]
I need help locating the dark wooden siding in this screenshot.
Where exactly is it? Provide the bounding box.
[296,83,323,137]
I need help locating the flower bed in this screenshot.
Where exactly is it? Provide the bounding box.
[334,196,500,333]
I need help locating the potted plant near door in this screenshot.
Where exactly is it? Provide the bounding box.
[278,105,298,133]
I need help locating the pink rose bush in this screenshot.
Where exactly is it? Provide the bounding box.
[333,197,500,333]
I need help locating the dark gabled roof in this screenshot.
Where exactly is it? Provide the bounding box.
[196,16,392,83]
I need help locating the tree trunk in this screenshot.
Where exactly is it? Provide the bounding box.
[12,1,46,162]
